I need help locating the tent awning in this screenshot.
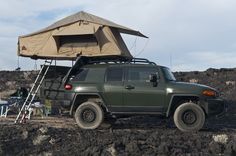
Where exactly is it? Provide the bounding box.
[21,11,148,38]
[18,11,148,60]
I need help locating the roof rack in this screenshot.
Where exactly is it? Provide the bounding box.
[129,58,156,65]
[86,56,156,65]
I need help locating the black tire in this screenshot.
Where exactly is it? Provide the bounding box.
[74,101,104,129]
[174,102,205,132]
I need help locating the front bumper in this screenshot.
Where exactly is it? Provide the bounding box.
[206,98,227,117]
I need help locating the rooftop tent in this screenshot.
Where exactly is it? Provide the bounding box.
[18,11,147,60]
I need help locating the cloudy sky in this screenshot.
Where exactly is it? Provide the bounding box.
[0,0,236,71]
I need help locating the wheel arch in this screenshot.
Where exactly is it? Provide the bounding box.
[70,93,108,116]
[166,94,201,117]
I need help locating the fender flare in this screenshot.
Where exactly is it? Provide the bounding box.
[70,93,109,115]
[166,94,201,117]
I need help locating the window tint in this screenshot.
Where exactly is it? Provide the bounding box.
[72,68,89,81]
[106,67,123,82]
[86,68,105,82]
[128,67,158,82]
[161,67,176,81]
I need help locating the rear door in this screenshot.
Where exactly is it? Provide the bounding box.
[123,66,166,113]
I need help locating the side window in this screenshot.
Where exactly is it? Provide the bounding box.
[86,68,105,82]
[72,68,89,81]
[106,67,123,82]
[128,67,159,82]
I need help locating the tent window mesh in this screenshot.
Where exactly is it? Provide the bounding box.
[59,34,98,47]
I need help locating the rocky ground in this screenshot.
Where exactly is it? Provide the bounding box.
[0,115,236,156]
[0,68,236,155]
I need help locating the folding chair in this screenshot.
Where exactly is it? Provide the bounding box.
[0,104,9,118]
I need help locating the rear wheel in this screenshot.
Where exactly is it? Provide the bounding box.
[174,102,205,132]
[74,101,104,129]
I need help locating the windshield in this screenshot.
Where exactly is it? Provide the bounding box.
[162,67,176,81]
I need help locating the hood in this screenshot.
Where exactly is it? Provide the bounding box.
[167,81,217,95]
[175,82,215,89]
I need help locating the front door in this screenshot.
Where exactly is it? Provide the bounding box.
[123,66,166,113]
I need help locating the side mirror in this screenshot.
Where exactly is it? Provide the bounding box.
[150,74,157,82]
[149,74,158,87]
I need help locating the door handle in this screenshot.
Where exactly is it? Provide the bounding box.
[125,85,135,90]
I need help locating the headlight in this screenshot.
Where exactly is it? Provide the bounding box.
[202,90,217,97]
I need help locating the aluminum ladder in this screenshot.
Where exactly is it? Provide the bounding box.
[15,60,53,123]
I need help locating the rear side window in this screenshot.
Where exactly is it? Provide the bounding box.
[86,68,105,82]
[72,67,105,82]
[72,68,89,81]
[106,67,123,82]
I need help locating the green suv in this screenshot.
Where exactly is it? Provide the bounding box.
[63,56,226,132]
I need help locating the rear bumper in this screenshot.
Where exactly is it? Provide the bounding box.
[206,98,227,117]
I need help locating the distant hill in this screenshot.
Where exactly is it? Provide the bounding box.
[0,68,235,102]
[0,70,37,98]
[175,68,236,101]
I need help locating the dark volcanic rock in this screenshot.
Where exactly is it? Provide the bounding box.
[174,68,236,101]
[1,67,236,101]
[0,123,236,156]
[0,68,236,155]
[0,70,37,97]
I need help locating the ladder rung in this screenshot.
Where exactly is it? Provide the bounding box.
[45,60,52,63]
[31,93,36,96]
[15,59,53,123]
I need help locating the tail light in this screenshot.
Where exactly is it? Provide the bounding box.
[64,84,73,90]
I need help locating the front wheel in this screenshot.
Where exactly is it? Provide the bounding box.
[174,102,205,132]
[74,101,104,129]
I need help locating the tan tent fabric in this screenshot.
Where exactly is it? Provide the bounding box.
[18,11,147,60]
[53,22,99,36]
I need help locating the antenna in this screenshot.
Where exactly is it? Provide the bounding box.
[170,52,173,69]
[134,37,137,55]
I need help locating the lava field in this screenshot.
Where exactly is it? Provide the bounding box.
[0,68,236,155]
